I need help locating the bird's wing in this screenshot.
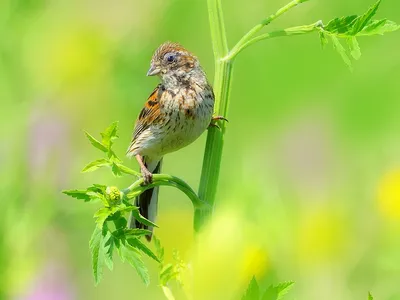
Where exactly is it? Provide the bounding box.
[127,85,163,155]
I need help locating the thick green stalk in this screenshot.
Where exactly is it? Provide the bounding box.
[194,0,233,230]
[194,0,310,230]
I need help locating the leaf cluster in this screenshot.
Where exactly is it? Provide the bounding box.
[153,236,187,288]
[63,122,200,287]
[83,121,139,177]
[242,277,294,300]
[64,182,159,285]
[318,0,399,69]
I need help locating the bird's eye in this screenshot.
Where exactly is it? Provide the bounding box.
[165,53,176,63]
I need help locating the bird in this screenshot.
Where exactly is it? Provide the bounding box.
[126,42,223,241]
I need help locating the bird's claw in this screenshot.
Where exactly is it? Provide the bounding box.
[208,115,228,130]
[212,116,228,123]
[141,168,153,185]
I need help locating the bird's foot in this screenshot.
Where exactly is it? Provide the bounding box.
[209,115,228,130]
[141,167,153,185]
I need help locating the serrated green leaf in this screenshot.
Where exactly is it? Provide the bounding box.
[120,242,150,285]
[324,15,358,34]
[319,31,328,49]
[102,231,114,271]
[125,228,153,237]
[101,122,119,150]
[242,276,260,300]
[153,235,164,262]
[128,238,160,263]
[347,37,361,60]
[368,292,374,300]
[89,184,107,194]
[111,163,123,177]
[84,131,108,152]
[82,159,110,173]
[262,281,294,300]
[62,189,91,201]
[94,207,119,229]
[130,209,159,228]
[160,263,177,286]
[331,35,353,71]
[89,227,104,285]
[351,0,381,35]
[358,19,400,36]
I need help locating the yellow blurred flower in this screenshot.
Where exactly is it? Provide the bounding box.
[189,209,269,300]
[297,208,347,264]
[378,170,400,220]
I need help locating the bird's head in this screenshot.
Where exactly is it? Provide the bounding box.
[146,42,200,83]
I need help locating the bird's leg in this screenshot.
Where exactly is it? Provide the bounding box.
[208,115,229,130]
[135,155,153,185]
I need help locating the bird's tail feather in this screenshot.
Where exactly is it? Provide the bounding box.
[129,158,162,241]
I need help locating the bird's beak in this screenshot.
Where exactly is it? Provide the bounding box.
[147,64,161,76]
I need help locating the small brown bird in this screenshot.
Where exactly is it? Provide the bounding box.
[126,42,217,240]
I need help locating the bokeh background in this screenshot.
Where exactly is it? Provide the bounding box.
[1,0,399,299]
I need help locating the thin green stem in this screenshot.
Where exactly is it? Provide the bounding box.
[223,21,323,61]
[228,0,309,62]
[122,174,208,212]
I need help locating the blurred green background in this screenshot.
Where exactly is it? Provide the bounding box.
[1,0,399,299]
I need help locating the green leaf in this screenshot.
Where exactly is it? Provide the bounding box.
[368,292,374,300]
[94,207,119,229]
[89,184,107,194]
[89,227,105,285]
[319,31,328,49]
[128,238,160,263]
[84,131,108,152]
[62,189,91,201]
[330,35,353,71]
[102,230,114,271]
[358,19,400,36]
[347,37,361,60]
[111,163,123,177]
[262,281,294,300]
[101,121,119,150]
[119,242,150,285]
[125,228,153,238]
[130,209,159,228]
[82,159,110,173]
[351,0,381,35]
[159,263,177,286]
[116,163,140,176]
[324,15,358,34]
[242,276,260,300]
[153,235,164,262]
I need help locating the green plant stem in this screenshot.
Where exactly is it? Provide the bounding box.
[194,0,309,230]
[228,0,308,61]
[122,174,208,211]
[223,21,323,61]
[195,0,232,230]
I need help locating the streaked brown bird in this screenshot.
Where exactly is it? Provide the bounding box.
[126,42,218,240]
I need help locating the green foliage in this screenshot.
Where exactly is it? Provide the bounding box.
[369,292,374,300]
[242,277,294,300]
[64,122,200,288]
[319,0,399,69]
[242,277,260,300]
[154,236,186,288]
[82,121,140,177]
[63,122,166,285]
[119,241,150,285]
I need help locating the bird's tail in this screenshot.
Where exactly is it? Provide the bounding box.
[129,158,162,241]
